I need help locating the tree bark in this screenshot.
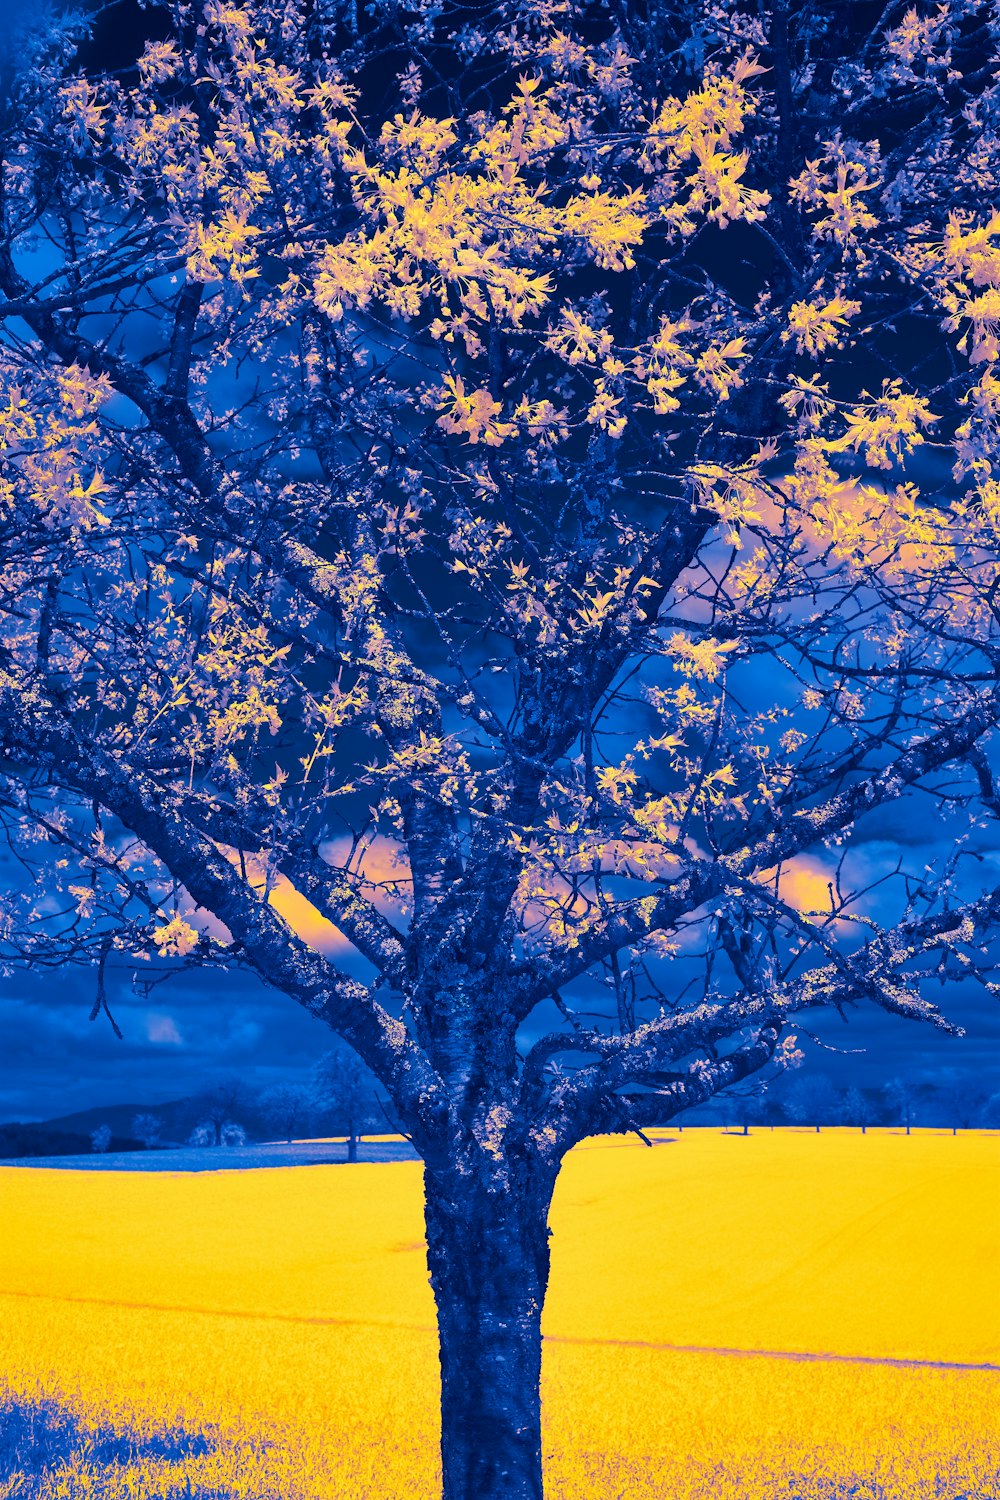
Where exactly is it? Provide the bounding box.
[424,1159,554,1500]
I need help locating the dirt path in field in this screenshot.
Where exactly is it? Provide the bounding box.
[546,1333,1000,1372]
[3,1288,998,1373]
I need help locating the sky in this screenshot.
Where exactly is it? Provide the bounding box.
[4,957,999,1123]
[0,961,326,1121]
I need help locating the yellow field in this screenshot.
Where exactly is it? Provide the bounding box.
[1,1128,998,1499]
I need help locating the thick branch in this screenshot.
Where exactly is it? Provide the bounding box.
[535,1023,784,1159]
[523,875,991,1158]
[0,251,468,926]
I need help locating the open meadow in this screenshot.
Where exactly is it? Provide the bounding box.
[1,1128,998,1499]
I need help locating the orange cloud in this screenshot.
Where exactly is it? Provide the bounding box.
[146,1013,182,1045]
[754,855,869,933]
[255,837,410,958]
[173,840,408,962]
[267,877,346,956]
[770,856,837,916]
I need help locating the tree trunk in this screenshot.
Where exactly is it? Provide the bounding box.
[347,1127,358,1163]
[424,1160,553,1500]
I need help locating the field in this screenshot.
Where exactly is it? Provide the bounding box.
[1,1128,998,1499]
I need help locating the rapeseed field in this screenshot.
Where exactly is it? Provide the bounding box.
[1,1129,997,1499]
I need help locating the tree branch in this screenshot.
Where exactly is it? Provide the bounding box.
[0,695,447,1145]
[514,689,1000,1005]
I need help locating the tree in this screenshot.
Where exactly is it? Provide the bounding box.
[981,1092,1000,1129]
[931,1069,983,1134]
[131,1112,162,1149]
[885,1077,919,1135]
[729,1087,770,1135]
[4,2,1000,1495]
[312,1048,373,1163]
[89,1124,112,1155]
[260,1082,315,1144]
[782,1073,841,1133]
[841,1086,875,1135]
[197,1076,251,1148]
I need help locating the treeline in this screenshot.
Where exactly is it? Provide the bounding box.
[6,1064,997,1160]
[0,1123,142,1158]
[175,1050,382,1157]
[688,1071,1000,1134]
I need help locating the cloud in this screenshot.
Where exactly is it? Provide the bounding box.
[186,836,410,962]
[146,1013,182,1046]
[268,879,347,955]
[224,1015,263,1053]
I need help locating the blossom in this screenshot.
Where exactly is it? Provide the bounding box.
[151,916,200,958]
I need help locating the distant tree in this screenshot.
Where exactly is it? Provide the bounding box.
[759,1094,787,1131]
[89,1124,112,1154]
[131,1113,163,1150]
[220,1122,247,1147]
[730,1090,769,1136]
[841,1086,875,1135]
[260,1083,315,1144]
[187,1123,214,1149]
[783,1074,841,1133]
[313,1050,372,1164]
[885,1078,918,1136]
[979,1092,1000,1130]
[7,3,1000,1495]
[198,1077,250,1147]
[932,1071,983,1134]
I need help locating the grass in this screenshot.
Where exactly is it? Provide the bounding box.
[0,1135,419,1173]
[1,1128,997,1498]
[0,1391,225,1498]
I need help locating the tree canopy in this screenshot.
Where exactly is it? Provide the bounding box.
[2,1,1000,1495]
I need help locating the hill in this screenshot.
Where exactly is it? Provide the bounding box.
[39,1099,195,1141]
[0,1098,201,1158]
